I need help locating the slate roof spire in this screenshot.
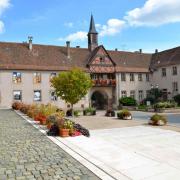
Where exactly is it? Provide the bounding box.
[89,14,98,34]
[88,14,98,51]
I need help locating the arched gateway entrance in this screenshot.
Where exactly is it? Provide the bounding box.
[91,91,108,110]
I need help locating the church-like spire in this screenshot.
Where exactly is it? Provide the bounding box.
[88,14,98,51]
[89,14,98,34]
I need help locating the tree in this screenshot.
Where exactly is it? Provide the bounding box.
[51,68,92,112]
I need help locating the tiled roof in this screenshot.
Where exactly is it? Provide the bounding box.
[0,41,153,72]
[150,46,180,69]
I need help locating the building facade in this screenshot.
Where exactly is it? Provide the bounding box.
[0,15,180,109]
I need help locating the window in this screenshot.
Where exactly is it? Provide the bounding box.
[130,73,134,81]
[99,57,104,64]
[162,68,166,77]
[172,82,178,92]
[121,91,127,97]
[138,73,143,81]
[50,91,57,101]
[146,74,150,82]
[146,90,151,98]
[121,73,126,81]
[138,90,144,101]
[34,90,41,101]
[33,72,41,84]
[172,66,177,75]
[13,90,22,101]
[130,90,135,99]
[13,72,21,84]
[50,73,56,82]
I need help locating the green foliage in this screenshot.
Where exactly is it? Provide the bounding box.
[117,109,132,119]
[73,110,81,117]
[39,104,58,116]
[138,104,148,110]
[154,101,177,109]
[149,114,167,125]
[147,88,163,104]
[174,94,180,105]
[51,68,92,107]
[83,107,96,115]
[62,120,74,129]
[119,97,137,106]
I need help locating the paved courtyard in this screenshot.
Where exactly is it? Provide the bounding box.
[0,110,99,180]
[64,126,180,180]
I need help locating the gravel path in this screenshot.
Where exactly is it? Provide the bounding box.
[0,109,100,180]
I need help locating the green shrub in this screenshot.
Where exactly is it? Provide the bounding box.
[174,94,180,105]
[149,114,167,126]
[83,107,96,115]
[74,110,81,117]
[154,101,176,109]
[119,97,137,106]
[117,109,132,119]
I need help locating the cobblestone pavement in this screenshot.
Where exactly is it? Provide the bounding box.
[0,110,100,180]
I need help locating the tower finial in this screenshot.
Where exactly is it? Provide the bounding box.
[88,14,98,51]
[89,14,97,34]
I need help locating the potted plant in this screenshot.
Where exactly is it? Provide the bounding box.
[46,115,57,129]
[105,109,115,117]
[117,109,132,120]
[149,114,167,126]
[35,113,47,125]
[59,120,74,137]
[83,107,96,116]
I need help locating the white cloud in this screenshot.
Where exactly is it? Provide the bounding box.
[58,19,126,42]
[98,19,126,37]
[0,0,10,33]
[0,0,10,15]
[0,20,4,33]
[58,31,87,42]
[125,0,180,27]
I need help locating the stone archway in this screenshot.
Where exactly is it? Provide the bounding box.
[91,91,108,110]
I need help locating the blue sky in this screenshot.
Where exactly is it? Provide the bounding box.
[0,0,180,53]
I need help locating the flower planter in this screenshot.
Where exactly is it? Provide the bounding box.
[59,128,70,137]
[40,119,47,125]
[122,115,132,120]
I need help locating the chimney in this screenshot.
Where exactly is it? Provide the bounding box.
[28,36,33,51]
[115,48,118,51]
[155,49,158,53]
[139,49,142,53]
[66,41,70,58]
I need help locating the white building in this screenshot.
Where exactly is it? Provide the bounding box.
[0,15,179,109]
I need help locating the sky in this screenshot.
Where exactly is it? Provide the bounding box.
[0,0,180,53]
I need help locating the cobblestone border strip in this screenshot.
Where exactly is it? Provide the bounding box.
[14,110,124,180]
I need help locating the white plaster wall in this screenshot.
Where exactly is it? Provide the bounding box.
[116,72,151,103]
[151,65,180,99]
[0,70,89,109]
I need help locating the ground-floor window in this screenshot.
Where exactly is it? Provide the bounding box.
[13,90,22,101]
[172,82,178,92]
[34,90,41,101]
[50,91,57,101]
[130,90,135,99]
[138,90,144,101]
[121,91,127,97]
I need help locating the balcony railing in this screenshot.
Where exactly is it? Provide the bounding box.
[92,79,116,86]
